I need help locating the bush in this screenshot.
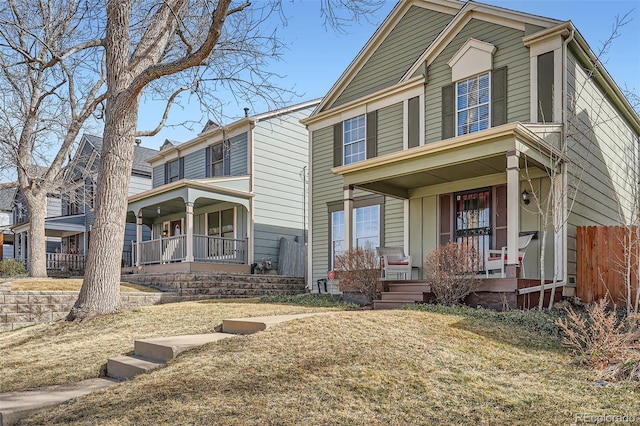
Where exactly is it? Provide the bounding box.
[0,259,27,277]
[423,242,480,305]
[334,248,380,305]
[555,298,640,368]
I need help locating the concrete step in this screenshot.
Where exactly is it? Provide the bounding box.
[222,313,320,335]
[385,282,431,293]
[380,291,427,302]
[373,300,418,310]
[106,355,164,380]
[134,333,237,362]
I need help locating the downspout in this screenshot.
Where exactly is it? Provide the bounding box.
[559,27,575,290]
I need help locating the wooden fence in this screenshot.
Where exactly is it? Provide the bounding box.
[576,226,639,307]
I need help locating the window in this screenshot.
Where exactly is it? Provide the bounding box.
[207,209,235,238]
[343,115,366,165]
[456,72,490,136]
[330,205,381,269]
[168,159,180,182]
[211,144,224,176]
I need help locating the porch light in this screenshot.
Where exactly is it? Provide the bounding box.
[157,205,161,216]
[521,190,530,205]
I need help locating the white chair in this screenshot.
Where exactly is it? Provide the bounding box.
[484,234,534,278]
[376,247,412,280]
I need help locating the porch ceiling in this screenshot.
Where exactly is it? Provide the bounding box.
[335,123,557,199]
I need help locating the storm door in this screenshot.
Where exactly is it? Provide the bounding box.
[455,189,491,271]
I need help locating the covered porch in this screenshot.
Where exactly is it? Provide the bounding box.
[334,123,566,282]
[127,177,253,271]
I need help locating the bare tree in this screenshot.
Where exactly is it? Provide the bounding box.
[0,0,106,277]
[68,0,385,320]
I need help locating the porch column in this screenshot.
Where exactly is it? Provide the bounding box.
[185,202,194,262]
[135,213,142,267]
[20,232,25,260]
[506,150,521,278]
[343,185,354,252]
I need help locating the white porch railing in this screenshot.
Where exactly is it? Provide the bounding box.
[193,235,247,264]
[133,234,246,265]
[137,235,186,265]
[46,253,86,271]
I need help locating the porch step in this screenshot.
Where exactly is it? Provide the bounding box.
[106,355,164,380]
[373,300,418,310]
[385,282,431,293]
[380,291,428,302]
[134,333,237,362]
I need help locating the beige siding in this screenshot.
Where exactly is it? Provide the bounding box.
[425,19,530,143]
[331,6,452,108]
[565,50,640,277]
[377,102,404,155]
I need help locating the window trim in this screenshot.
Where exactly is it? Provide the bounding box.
[327,195,385,270]
[455,72,491,137]
[343,114,366,165]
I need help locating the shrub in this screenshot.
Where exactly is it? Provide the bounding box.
[0,259,27,277]
[423,242,480,305]
[555,298,640,368]
[334,248,380,305]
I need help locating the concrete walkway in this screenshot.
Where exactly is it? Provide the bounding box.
[0,313,323,426]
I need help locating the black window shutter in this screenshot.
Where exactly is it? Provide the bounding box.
[164,162,169,184]
[333,122,343,167]
[205,146,211,177]
[408,96,420,148]
[223,139,231,176]
[178,157,184,179]
[491,66,508,127]
[366,111,377,159]
[441,84,454,139]
[537,53,554,123]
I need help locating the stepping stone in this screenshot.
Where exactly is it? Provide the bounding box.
[106,355,164,381]
[135,333,237,362]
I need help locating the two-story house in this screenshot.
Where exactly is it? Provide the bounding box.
[0,186,17,260]
[303,0,640,303]
[126,100,318,275]
[12,135,156,272]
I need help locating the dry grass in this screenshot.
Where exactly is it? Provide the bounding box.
[6,278,159,292]
[5,305,639,425]
[0,302,333,393]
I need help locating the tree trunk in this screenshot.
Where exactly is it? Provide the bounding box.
[23,190,48,278]
[68,0,137,320]
[67,104,138,319]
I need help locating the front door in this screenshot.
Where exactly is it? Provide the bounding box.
[455,188,491,270]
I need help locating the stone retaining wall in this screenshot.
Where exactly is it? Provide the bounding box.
[0,285,177,332]
[124,273,306,299]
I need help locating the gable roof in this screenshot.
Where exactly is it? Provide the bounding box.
[81,134,158,174]
[313,0,560,115]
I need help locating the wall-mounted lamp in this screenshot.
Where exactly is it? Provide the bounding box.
[521,190,531,205]
[157,205,161,216]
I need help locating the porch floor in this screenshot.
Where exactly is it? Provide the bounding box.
[374,278,563,311]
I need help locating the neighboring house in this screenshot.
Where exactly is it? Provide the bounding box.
[0,186,17,260]
[12,134,156,271]
[303,0,640,295]
[126,100,318,275]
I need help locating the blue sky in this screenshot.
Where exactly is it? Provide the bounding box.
[137,0,640,150]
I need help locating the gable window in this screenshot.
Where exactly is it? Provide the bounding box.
[343,115,366,165]
[456,72,490,136]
